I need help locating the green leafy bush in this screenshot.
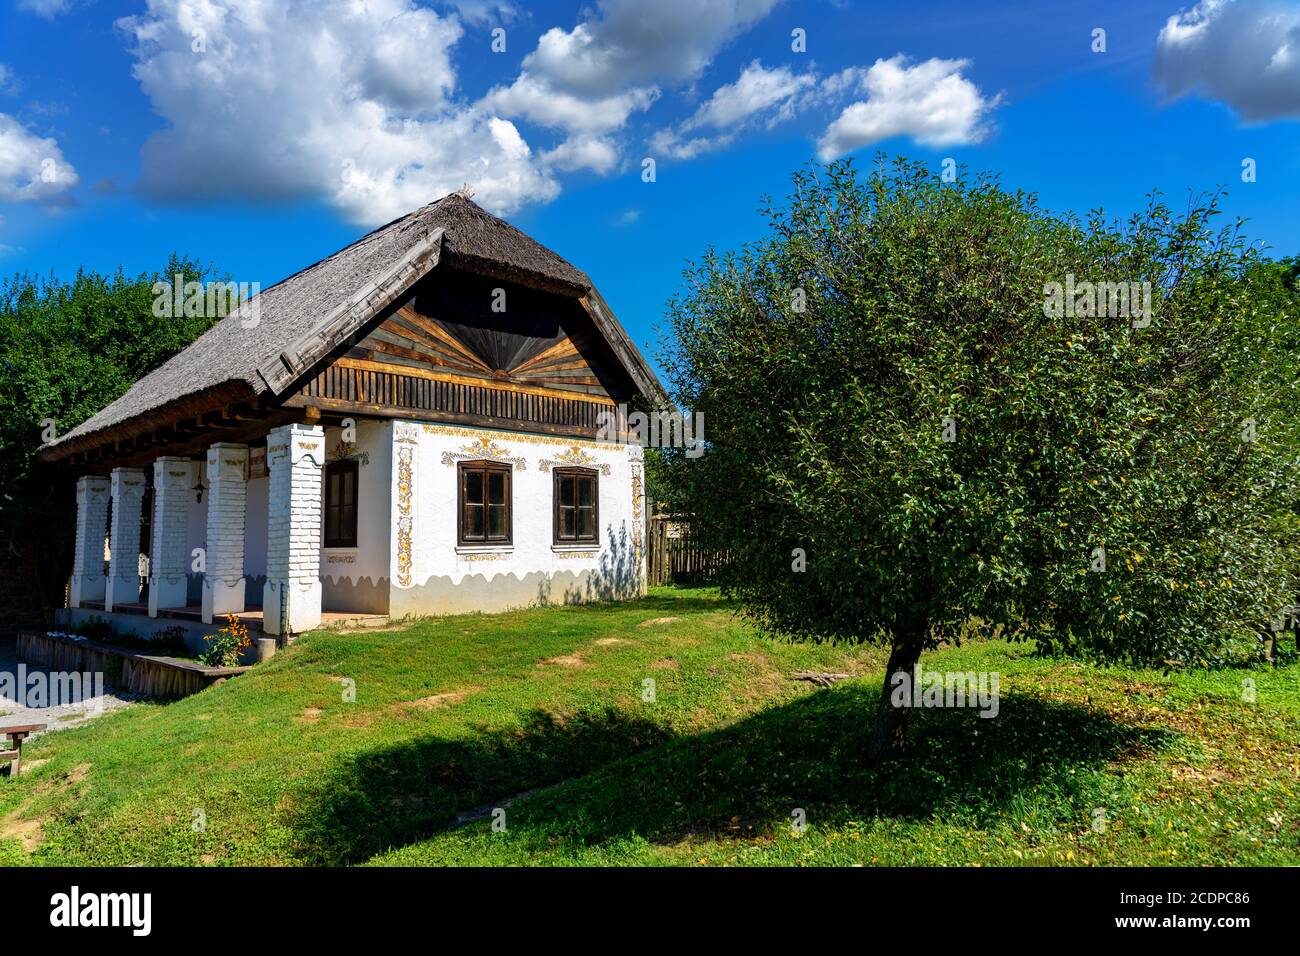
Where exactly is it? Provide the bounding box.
[0,255,223,613]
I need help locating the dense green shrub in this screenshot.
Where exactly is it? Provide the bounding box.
[0,255,222,612]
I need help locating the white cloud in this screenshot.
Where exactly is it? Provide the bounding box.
[446,1,518,25]
[0,113,79,204]
[488,0,780,175]
[357,12,463,112]
[1155,0,1300,121]
[114,0,995,221]
[690,61,816,130]
[483,74,659,136]
[649,55,999,163]
[0,64,13,94]
[816,56,999,160]
[541,136,623,174]
[118,0,792,214]
[16,0,71,18]
[652,60,817,159]
[523,0,780,98]
[118,0,557,226]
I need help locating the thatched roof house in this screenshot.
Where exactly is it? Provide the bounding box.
[42,192,664,464]
[45,193,667,643]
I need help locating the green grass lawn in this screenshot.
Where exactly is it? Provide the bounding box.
[2,586,1296,866]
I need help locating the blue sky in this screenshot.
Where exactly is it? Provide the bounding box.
[1,0,1298,372]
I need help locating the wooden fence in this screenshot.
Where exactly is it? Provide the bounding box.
[646,514,729,586]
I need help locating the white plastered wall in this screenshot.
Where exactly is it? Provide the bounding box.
[318,419,393,613]
[387,419,646,618]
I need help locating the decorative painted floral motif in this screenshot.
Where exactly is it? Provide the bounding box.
[439,435,526,470]
[330,438,369,467]
[396,445,413,587]
[420,422,608,451]
[538,446,611,476]
[629,447,645,578]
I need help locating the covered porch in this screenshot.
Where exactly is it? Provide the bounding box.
[64,419,390,648]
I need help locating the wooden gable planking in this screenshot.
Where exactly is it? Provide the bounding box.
[287,267,636,439]
[353,268,632,400]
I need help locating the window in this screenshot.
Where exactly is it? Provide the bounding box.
[324,459,358,548]
[459,460,512,546]
[554,468,598,545]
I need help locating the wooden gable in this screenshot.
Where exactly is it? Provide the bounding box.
[287,267,638,438]
[362,268,631,400]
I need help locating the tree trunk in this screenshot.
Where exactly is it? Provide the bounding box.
[866,639,925,762]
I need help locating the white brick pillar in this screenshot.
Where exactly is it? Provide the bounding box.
[70,475,111,607]
[202,443,249,624]
[149,457,192,616]
[105,467,147,611]
[263,423,325,636]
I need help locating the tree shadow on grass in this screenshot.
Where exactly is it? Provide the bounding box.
[288,707,674,865]
[289,685,1178,864]
[484,688,1180,854]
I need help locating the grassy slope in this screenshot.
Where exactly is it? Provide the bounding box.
[1,587,1296,866]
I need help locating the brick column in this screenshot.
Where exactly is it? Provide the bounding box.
[202,443,249,624]
[263,423,325,636]
[149,457,192,616]
[105,467,147,611]
[70,475,111,607]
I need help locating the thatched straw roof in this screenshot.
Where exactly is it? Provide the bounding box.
[42,193,664,460]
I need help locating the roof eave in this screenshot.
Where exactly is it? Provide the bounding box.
[579,287,671,409]
[257,226,446,395]
[38,379,256,464]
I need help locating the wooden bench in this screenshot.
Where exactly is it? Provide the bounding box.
[0,723,46,777]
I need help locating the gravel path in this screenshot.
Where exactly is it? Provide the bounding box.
[0,634,137,741]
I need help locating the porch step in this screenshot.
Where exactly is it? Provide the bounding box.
[314,612,390,630]
[72,603,389,633]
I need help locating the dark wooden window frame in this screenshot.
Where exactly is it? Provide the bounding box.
[323,458,359,548]
[458,459,513,546]
[553,467,599,546]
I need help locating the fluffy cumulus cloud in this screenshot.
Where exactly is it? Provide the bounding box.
[651,55,1000,163]
[0,113,79,204]
[816,56,999,160]
[485,76,662,136]
[652,61,817,159]
[1155,0,1300,121]
[481,74,659,173]
[113,0,998,222]
[118,0,557,225]
[540,136,623,175]
[486,0,779,173]
[523,0,778,96]
[118,0,792,219]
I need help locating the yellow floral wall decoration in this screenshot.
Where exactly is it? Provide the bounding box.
[396,445,414,587]
[538,446,611,475]
[439,435,527,470]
